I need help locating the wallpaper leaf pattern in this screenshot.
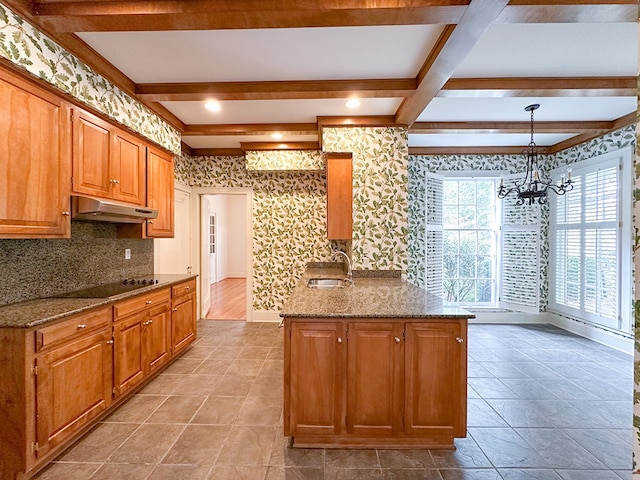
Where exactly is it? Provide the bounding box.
[0,2,181,154]
[188,155,333,312]
[246,150,325,171]
[322,127,409,272]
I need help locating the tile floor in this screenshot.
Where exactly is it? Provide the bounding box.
[33,321,634,480]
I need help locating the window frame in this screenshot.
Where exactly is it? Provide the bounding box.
[549,146,633,334]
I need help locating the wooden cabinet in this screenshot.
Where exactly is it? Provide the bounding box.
[326,153,352,240]
[285,321,345,438]
[146,146,174,238]
[34,307,112,460]
[0,66,71,238]
[171,279,197,355]
[284,317,467,448]
[113,288,171,398]
[72,109,146,206]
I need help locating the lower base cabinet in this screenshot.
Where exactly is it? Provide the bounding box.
[284,317,467,448]
[0,279,197,480]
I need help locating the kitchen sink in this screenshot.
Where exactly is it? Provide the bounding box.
[307,278,348,289]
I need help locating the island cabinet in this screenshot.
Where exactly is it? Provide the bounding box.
[71,108,146,206]
[113,288,171,398]
[0,65,71,239]
[284,317,467,449]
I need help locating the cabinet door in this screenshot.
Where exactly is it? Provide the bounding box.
[143,302,171,374]
[286,321,345,437]
[346,322,403,436]
[0,69,70,238]
[35,328,112,456]
[404,321,466,437]
[146,147,174,238]
[72,109,111,198]
[113,313,145,398]
[171,292,196,356]
[326,154,352,240]
[111,130,145,205]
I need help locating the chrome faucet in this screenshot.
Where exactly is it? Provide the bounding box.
[331,250,353,286]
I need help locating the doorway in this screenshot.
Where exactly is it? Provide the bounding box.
[195,189,252,322]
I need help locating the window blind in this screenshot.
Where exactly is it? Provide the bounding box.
[424,173,443,295]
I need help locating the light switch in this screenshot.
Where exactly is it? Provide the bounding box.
[125,248,131,260]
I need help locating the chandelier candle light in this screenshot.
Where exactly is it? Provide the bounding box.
[497,104,573,205]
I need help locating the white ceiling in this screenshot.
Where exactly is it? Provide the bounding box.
[71,11,637,152]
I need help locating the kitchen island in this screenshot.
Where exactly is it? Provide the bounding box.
[280,264,474,449]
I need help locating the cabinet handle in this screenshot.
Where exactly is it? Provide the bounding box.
[109,179,117,184]
[337,337,342,344]
[143,319,154,326]
[106,339,114,345]
[62,211,70,216]
[145,300,153,304]
[77,324,86,329]
[456,337,464,343]
[394,336,401,344]
[172,308,178,312]
[148,220,154,224]
[185,286,190,290]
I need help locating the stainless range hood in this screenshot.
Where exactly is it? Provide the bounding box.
[72,196,158,224]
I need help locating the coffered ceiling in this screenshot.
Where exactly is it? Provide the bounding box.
[5,0,637,156]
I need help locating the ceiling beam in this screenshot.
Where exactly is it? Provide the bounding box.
[395,0,510,126]
[409,146,529,155]
[409,119,621,135]
[439,77,637,98]
[182,123,318,136]
[189,148,246,157]
[136,78,417,102]
[317,116,401,128]
[32,1,469,32]
[240,141,320,151]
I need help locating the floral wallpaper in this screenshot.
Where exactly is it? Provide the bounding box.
[246,150,325,171]
[187,155,333,312]
[322,127,409,271]
[0,2,181,154]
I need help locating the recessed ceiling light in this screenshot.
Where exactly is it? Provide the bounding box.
[346,98,361,109]
[271,132,284,140]
[204,100,221,112]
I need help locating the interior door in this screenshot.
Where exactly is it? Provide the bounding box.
[200,195,211,317]
[154,186,192,274]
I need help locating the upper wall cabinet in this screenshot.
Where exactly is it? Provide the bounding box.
[326,153,353,240]
[146,146,175,238]
[72,109,146,206]
[0,67,71,238]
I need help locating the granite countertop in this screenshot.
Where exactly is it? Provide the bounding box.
[280,265,474,319]
[0,274,197,329]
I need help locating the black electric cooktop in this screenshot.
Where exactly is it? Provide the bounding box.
[56,278,160,298]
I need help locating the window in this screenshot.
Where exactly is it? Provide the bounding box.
[424,172,541,313]
[442,178,499,306]
[550,147,632,333]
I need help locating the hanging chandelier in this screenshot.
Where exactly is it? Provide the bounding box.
[497,104,573,206]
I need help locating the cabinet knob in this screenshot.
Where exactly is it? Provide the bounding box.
[110,179,117,184]
[143,319,153,326]
[106,339,114,345]
[62,211,70,216]
[394,336,401,344]
[456,337,464,343]
[145,300,153,304]
[172,308,178,312]
[337,337,342,344]
[148,220,154,224]
[77,324,86,329]
[185,286,190,290]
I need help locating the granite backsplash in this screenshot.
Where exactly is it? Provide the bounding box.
[0,221,153,307]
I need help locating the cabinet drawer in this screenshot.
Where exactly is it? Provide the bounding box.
[35,306,111,352]
[114,288,170,320]
[172,280,196,297]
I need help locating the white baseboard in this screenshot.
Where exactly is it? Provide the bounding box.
[468,311,544,324]
[547,312,634,355]
[251,310,281,323]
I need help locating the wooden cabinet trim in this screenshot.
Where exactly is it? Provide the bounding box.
[35,306,111,353]
[114,288,171,320]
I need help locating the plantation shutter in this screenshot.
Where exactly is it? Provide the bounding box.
[424,173,443,295]
[499,173,541,313]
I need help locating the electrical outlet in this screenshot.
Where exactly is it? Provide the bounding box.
[124,248,131,260]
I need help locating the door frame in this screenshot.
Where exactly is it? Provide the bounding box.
[191,187,253,322]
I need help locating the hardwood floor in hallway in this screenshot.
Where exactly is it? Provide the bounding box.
[206,278,246,321]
